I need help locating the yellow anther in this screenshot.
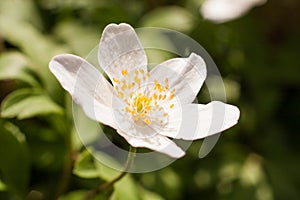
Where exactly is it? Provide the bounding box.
[113,78,120,84]
[121,83,127,91]
[144,118,151,125]
[169,94,174,100]
[155,80,160,87]
[118,91,124,98]
[121,69,128,76]
[134,76,140,85]
[115,70,176,125]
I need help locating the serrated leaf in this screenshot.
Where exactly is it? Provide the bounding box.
[1,89,63,119]
[0,121,29,197]
[0,52,39,85]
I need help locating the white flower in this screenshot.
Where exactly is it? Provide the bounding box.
[200,0,267,23]
[49,23,240,158]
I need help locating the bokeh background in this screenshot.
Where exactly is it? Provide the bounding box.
[0,0,300,199]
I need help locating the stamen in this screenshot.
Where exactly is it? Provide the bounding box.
[144,118,151,125]
[116,67,176,126]
[113,78,120,84]
[121,69,128,76]
[169,94,174,100]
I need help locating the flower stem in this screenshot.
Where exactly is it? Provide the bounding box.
[82,146,137,200]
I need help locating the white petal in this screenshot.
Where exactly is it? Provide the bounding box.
[98,23,147,83]
[49,54,117,128]
[160,101,240,140]
[117,130,185,158]
[150,53,206,105]
[200,0,267,23]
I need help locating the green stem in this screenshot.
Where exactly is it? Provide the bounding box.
[53,129,74,200]
[82,146,137,200]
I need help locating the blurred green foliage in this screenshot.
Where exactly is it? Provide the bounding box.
[0,0,300,199]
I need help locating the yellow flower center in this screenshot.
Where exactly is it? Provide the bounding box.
[113,68,175,126]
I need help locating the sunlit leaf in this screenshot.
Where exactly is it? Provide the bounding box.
[109,175,139,200]
[1,89,63,119]
[0,0,41,27]
[140,6,195,32]
[54,21,99,56]
[59,190,109,200]
[0,19,69,96]
[93,152,139,200]
[73,150,101,179]
[73,149,140,200]
[0,52,39,86]
[138,186,165,200]
[0,180,7,191]
[0,121,29,197]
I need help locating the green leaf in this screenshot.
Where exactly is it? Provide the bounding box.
[138,186,165,200]
[73,149,140,200]
[140,6,195,32]
[73,150,101,179]
[1,89,63,119]
[109,176,140,200]
[92,152,140,200]
[0,180,7,191]
[0,121,30,197]
[0,52,39,86]
[0,18,69,96]
[59,190,111,200]
[59,190,87,200]
[73,149,121,180]
[0,0,41,27]
[54,21,99,56]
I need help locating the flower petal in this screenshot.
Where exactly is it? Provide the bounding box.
[150,53,206,105]
[200,0,267,23]
[117,130,185,158]
[49,54,116,128]
[98,23,147,83]
[160,101,240,140]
